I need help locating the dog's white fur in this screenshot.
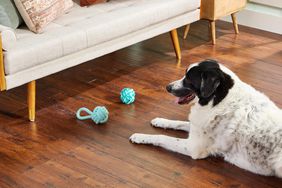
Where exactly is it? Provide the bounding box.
[130,63,282,178]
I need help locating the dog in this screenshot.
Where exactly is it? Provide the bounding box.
[130,59,282,178]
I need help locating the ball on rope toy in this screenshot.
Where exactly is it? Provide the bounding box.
[76,106,109,124]
[120,88,136,104]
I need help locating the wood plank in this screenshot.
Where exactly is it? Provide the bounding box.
[0,20,281,187]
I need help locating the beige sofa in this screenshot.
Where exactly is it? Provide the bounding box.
[0,0,200,121]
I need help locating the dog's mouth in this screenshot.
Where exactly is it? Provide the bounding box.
[176,93,196,105]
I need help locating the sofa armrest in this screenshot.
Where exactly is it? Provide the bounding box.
[0,25,15,90]
[0,25,17,51]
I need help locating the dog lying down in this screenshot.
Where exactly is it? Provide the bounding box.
[130,59,282,178]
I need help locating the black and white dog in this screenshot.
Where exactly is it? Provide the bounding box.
[130,59,282,178]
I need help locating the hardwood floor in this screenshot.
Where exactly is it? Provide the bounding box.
[0,20,282,187]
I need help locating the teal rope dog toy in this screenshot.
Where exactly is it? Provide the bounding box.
[76,106,109,124]
[120,88,135,104]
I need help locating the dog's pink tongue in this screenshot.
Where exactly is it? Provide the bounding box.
[175,97,180,104]
[175,97,185,104]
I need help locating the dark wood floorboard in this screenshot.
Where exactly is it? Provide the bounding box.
[0,20,282,187]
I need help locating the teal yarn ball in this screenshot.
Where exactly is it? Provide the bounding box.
[120,88,135,104]
[92,106,109,124]
[76,106,109,124]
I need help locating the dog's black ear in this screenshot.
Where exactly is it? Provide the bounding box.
[200,70,220,98]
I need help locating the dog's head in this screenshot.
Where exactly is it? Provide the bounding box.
[166,59,234,106]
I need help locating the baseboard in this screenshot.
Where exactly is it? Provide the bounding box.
[221,3,282,34]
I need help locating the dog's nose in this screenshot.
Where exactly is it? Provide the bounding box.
[166,85,172,93]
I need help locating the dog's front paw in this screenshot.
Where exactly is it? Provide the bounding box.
[129,133,149,144]
[151,118,167,128]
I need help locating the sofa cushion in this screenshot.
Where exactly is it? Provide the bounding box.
[4,0,200,75]
[0,0,23,29]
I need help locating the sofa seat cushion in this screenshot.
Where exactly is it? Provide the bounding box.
[4,0,200,75]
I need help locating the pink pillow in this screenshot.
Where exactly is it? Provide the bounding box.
[14,0,73,33]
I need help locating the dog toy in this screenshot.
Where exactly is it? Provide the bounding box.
[76,106,109,124]
[120,88,136,104]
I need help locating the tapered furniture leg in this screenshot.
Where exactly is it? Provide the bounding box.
[0,34,6,91]
[183,24,190,39]
[170,29,181,60]
[28,81,36,121]
[231,13,239,34]
[210,21,216,45]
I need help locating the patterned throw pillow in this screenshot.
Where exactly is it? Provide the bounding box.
[14,0,73,33]
[80,0,108,7]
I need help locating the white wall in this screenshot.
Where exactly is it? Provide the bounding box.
[221,1,282,34]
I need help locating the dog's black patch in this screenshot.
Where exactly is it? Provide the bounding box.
[185,59,234,106]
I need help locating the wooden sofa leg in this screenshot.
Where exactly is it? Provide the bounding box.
[183,24,190,39]
[28,81,36,121]
[170,29,181,60]
[231,13,239,34]
[210,21,216,45]
[0,34,6,91]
